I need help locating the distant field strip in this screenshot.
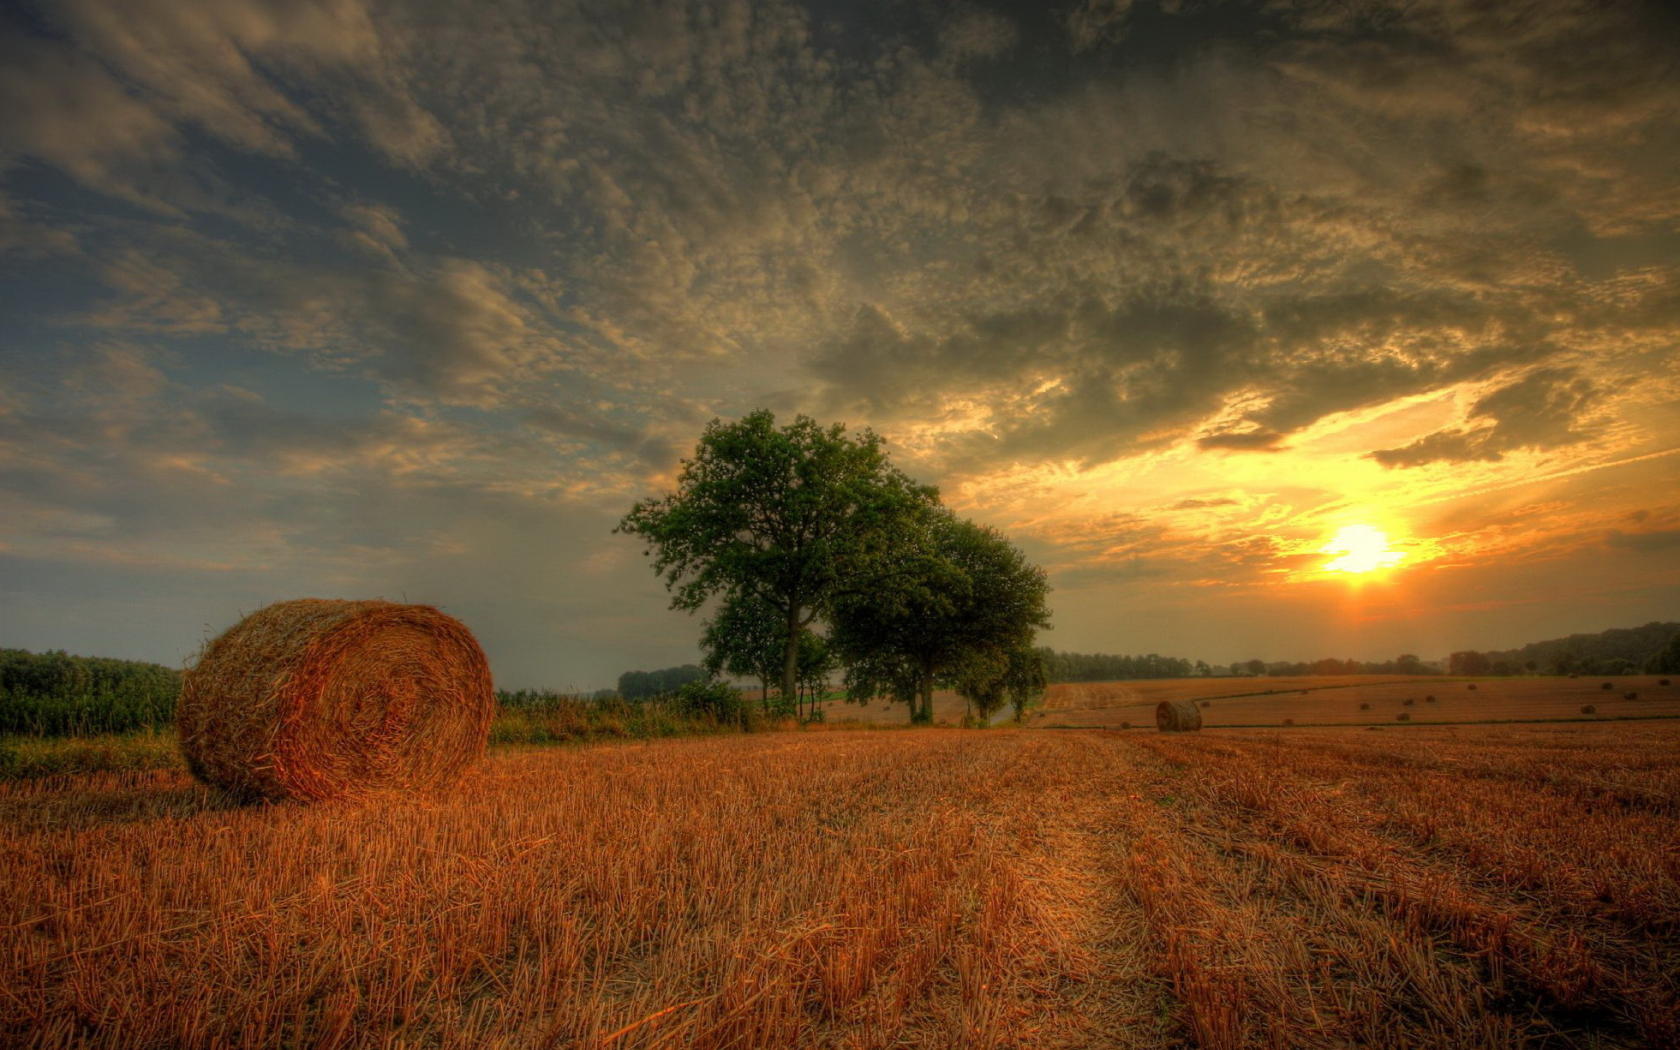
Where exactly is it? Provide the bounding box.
[1041,674,1680,728]
[4,725,1677,1048]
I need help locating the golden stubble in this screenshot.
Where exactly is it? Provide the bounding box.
[4,723,1678,1048]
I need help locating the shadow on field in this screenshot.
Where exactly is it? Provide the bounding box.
[0,770,248,832]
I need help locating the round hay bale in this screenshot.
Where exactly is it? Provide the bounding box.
[1396,712,1410,722]
[1582,704,1596,715]
[1155,700,1202,732]
[176,599,494,802]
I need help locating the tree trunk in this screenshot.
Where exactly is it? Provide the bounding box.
[912,660,934,725]
[782,606,800,716]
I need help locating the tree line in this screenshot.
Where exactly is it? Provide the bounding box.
[615,664,705,701]
[619,411,1051,725]
[1042,649,1198,682]
[0,649,181,736]
[1451,622,1680,676]
[1231,654,1436,677]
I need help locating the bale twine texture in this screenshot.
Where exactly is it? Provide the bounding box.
[1156,699,1203,732]
[177,599,495,802]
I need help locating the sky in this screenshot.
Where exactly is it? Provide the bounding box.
[2,0,1677,689]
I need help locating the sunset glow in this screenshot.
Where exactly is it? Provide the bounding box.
[0,0,1676,683]
[1322,526,1405,576]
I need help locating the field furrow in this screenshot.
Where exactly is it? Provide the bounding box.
[3,725,1676,1048]
[1133,733,1680,1046]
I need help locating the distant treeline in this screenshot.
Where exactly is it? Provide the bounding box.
[616,664,706,700]
[1,649,181,736]
[493,681,757,745]
[1041,649,1198,682]
[1452,621,1680,676]
[1235,655,1436,677]
[1042,650,1440,681]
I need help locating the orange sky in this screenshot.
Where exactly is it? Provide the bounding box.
[1,0,1676,686]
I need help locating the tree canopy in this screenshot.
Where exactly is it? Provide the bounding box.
[831,511,1051,724]
[617,411,937,705]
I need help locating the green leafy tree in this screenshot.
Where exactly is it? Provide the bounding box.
[832,512,1050,724]
[955,643,1050,725]
[1649,630,1680,674]
[1449,650,1491,676]
[954,647,1009,726]
[700,594,785,708]
[1003,645,1050,723]
[795,629,836,720]
[618,411,936,706]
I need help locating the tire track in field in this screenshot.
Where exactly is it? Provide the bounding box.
[1225,734,1680,941]
[1265,729,1680,817]
[1095,735,1582,1050]
[1134,734,1676,1048]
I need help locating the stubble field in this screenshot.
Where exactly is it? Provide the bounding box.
[1039,674,1680,728]
[5,716,1678,1049]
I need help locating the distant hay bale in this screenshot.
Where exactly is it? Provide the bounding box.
[1582,704,1596,715]
[1467,683,1477,690]
[1120,720,1132,730]
[1282,717,1294,726]
[1602,682,1614,690]
[1359,702,1370,710]
[1662,679,1672,686]
[1397,712,1410,722]
[1624,692,1638,700]
[1155,700,1202,732]
[1425,695,1436,702]
[1200,701,1210,708]
[176,599,495,802]
[1403,697,1415,706]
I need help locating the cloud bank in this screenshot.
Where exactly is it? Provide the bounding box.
[1,0,1677,682]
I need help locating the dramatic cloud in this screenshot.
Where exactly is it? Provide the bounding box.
[1372,368,1601,467]
[1,0,1677,683]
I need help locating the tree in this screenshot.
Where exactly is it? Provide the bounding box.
[1648,630,1680,674]
[700,593,785,709]
[832,511,1050,724]
[794,630,836,720]
[617,665,705,700]
[618,411,936,705]
[1448,650,1491,676]
[1003,645,1050,722]
[954,647,1009,726]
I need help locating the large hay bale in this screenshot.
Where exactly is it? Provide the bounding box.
[1155,700,1202,732]
[177,599,494,802]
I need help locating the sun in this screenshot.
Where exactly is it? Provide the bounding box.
[1321,524,1404,574]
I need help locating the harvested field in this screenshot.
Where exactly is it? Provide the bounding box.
[1041,674,1680,728]
[816,689,976,725]
[5,723,1679,1048]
